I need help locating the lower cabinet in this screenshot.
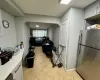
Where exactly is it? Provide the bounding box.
[12,62,23,80]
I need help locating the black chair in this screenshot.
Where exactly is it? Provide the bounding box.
[42,40,54,57]
[29,37,35,46]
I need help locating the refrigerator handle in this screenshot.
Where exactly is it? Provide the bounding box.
[79,31,82,45]
[77,32,82,55]
[78,44,81,55]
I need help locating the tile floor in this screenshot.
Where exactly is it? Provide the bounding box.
[23,47,82,80]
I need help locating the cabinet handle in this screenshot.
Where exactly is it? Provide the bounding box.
[15,65,21,73]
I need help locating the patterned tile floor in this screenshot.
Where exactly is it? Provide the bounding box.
[23,47,82,80]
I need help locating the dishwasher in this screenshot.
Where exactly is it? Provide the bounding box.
[5,73,13,80]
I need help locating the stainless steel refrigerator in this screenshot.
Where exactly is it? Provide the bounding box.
[76,29,100,80]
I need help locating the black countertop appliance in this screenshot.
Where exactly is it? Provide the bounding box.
[0,49,14,65]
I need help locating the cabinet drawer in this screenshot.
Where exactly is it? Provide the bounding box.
[12,61,21,73]
[12,61,23,80]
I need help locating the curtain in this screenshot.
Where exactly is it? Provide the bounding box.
[32,30,47,37]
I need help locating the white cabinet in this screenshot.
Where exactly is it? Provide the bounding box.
[60,20,68,46]
[85,1,100,19]
[12,62,23,80]
[60,19,69,67]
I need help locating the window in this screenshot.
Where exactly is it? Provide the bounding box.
[32,30,47,37]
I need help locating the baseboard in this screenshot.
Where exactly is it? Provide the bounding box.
[65,68,76,71]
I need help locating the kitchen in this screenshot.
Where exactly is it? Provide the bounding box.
[0,0,100,80]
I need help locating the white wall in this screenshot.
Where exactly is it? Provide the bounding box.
[15,17,24,44]
[15,14,60,26]
[23,25,30,58]
[47,24,60,47]
[24,14,60,25]
[48,27,53,41]
[53,25,60,47]
[27,22,52,29]
[0,0,24,16]
[15,17,30,58]
[0,9,17,48]
[0,9,3,36]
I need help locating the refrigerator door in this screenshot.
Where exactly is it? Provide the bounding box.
[80,30,100,49]
[76,45,100,80]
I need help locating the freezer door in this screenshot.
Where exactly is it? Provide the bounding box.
[76,46,100,80]
[81,30,100,49]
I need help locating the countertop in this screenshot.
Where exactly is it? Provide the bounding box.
[0,49,24,80]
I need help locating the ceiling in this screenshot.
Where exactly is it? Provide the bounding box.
[13,0,96,17]
[26,22,55,29]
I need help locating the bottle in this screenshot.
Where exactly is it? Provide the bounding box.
[20,42,24,49]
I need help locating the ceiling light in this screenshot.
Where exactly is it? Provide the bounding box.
[36,25,39,28]
[60,0,72,4]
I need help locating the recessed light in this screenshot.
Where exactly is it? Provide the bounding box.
[36,25,39,28]
[60,0,72,4]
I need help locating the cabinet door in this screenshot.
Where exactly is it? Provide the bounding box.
[60,20,68,46]
[85,1,99,19]
[13,64,23,80]
[60,19,69,67]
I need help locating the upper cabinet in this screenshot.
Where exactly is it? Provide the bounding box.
[85,0,100,19]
